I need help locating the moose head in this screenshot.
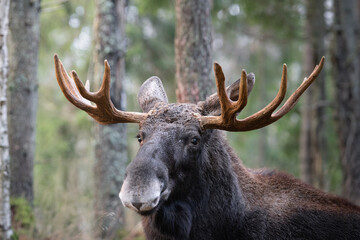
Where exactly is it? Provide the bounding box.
[54,55,360,239]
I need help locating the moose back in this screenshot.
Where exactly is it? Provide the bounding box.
[54,55,360,239]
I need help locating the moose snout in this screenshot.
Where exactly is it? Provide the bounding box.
[119,178,163,213]
[119,142,170,213]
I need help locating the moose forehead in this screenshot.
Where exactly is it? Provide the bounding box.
[141,102,202,127]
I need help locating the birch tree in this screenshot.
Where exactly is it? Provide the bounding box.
[0,0,13,238]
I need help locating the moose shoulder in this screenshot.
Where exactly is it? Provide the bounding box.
[54,55,360,240]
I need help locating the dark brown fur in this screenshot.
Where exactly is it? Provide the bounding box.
[123,103,360,240]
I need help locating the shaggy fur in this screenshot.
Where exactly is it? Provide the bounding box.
[122,103,360,240]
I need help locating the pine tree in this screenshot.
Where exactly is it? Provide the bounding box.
[332,0,360,205]
[175,0,214,102]
[93,0,128,238]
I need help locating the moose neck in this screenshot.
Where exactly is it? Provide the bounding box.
[197,129,248,211]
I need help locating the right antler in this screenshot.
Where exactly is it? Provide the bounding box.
[54,54,146,124]
[199,57,325,131]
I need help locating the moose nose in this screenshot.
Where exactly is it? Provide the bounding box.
[119,177,164,213]
[124,196,160,213]
[132,202,143,211]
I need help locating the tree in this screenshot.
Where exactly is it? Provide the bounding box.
[7,0,41,204]
[300,0,327,189]
[0,0,13,238]
[175,0,213,103]
[93,0,127,238]
[332,0,360,205]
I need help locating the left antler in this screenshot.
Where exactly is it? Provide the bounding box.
[54,54,147,124]
[199,57,325,131]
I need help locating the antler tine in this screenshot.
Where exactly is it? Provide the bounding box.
[54,54,147,124]
[238,63,287,124]
[99,60,111,96]
[58,59,81,99]
[85,80,90,91]
[71,70,95,103]
[55,54,95,112]
[235,69,248,113]
[214,62,231,116]
[70,59,112,103]
[200,57,325,131]
[214,63,248,116]
[202,63,249,129]
[272,56,325,118]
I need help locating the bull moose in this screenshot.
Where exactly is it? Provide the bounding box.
[54,54,360,239]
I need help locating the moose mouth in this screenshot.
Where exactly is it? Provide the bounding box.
[138,189,171,216]
[123,198,160,215]
[135,200,162,216]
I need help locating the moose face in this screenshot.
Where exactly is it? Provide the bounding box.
[119,103,205,215]
[118,76,217,215]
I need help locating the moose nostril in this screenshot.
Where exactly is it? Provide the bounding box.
[132,202,143,211]
[152,197,159,206]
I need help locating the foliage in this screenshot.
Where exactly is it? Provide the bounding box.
[10,198,34,228]
[35,0,95,239]
[212,0,303,39]
[31,0,344,239]
[126,0,176,103]
[10,232,18,240]
[10,197,34,239]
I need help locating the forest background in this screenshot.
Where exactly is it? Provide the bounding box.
[0,0,359,239]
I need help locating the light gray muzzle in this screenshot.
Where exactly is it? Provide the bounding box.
[119,179,162,213]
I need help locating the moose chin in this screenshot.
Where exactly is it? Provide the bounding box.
[55,54,360,240]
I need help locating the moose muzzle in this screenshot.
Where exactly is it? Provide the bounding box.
[119,178,162,213]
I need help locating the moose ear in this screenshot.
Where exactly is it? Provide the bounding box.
[198,73,255,116]
[138,76,169,112]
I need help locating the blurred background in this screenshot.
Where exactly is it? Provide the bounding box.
[3,0,360,239]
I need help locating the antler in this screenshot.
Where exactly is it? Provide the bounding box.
[200,57,325,131]
[54,54,146,124]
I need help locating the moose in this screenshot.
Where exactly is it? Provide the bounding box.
[54,54,360,239]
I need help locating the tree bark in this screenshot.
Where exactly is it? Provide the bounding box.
[7,0,40,203]
[175,0,213,103]
[332,0,360,205]
[300,0,327,189]
[256,47,267,168]
[93,0,127,239]
[0,0,13,238]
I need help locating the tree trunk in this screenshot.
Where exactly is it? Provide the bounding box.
[175,0,213,103]
[332,0,360,205]
[93,0,127,239]
[300,0,327,189]
[0,0,13,238]
[7,0,40,205]
[256,47,267,168]
[299,83,315,185]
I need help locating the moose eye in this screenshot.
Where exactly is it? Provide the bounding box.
[136,134,142,143]
[191,137,199,145]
